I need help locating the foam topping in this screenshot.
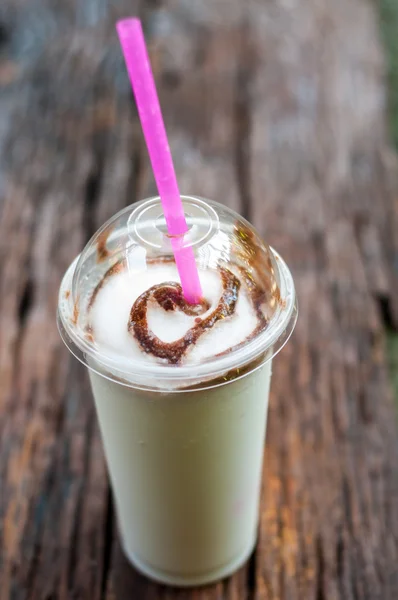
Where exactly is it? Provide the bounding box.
[89,261,267,366]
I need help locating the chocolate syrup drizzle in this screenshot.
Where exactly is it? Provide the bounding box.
[128,268,242,365]
[87,260,272,366]
[86,222,283,367]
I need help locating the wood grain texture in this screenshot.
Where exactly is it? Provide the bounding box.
[0,0,398,598]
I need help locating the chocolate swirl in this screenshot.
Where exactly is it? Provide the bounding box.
[128,268,241,364]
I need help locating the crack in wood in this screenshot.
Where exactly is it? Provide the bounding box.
[315,536,325,600]
[19,373,68,596]
[83,145,105,242]
[342,477,353,538]
[246,545,258,600]
[66,411,95,596]
[18,277,34,328]
[194,25,211,69]
[125,134,145,207]
[100,487,114,600]
[377,295,395,330]
[234,22,253,223]
[336,530,344,596]
[278,457,286,599]
[24,456,58,595]
[0,21,9,48]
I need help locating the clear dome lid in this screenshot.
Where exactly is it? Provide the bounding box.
[58,196,297,391]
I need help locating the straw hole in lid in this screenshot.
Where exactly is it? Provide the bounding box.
[155,213,193,235]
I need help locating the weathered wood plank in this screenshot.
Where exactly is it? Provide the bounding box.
[248,1,398,598]
[0,2,142,598]
[0,0,397,598]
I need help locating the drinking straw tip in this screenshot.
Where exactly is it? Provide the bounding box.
[116,15,203,303]
[116,18,141,37]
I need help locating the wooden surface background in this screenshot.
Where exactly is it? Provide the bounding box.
[1,0,398,598]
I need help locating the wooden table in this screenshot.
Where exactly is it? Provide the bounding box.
[1,1,398,598]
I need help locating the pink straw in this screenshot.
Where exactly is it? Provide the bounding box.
[116,18,202,304]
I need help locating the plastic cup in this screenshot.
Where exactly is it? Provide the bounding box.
[57,196,297,587]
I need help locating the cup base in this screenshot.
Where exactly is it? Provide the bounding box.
[121,535,258,587]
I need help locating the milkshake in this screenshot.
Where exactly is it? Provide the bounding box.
[58,196,297,586]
